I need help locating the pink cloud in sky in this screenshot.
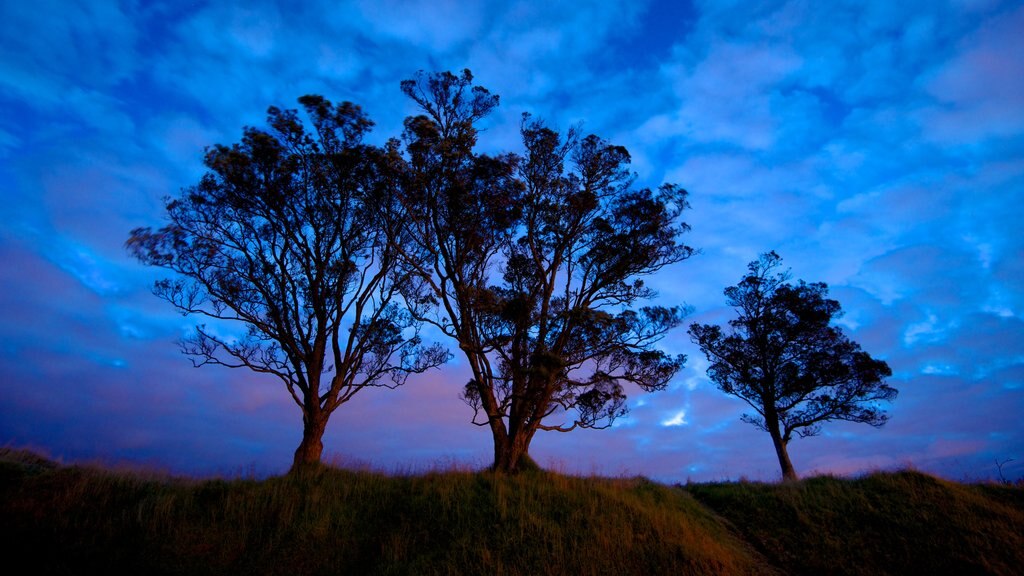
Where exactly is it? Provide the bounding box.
[920,6,1024,144]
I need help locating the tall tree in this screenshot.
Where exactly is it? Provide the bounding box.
[397,70,694,472]
[688,252,896,481]
[127,96,448,472]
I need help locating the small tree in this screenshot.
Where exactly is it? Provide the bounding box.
[397,70,694,472]
[127,96,448,472]
[688,252,895,481]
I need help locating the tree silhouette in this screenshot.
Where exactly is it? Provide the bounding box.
[127,96,448,471]
[688,252,896,481]
[396,70,694,472]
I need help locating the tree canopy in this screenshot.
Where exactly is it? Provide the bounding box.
[127,96,448,471]
[128,70,701,475]
[688,252,896,480]
[396,70,694,472]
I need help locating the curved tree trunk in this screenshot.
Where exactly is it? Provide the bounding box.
[769,428,798,481]
[491,427,510,470]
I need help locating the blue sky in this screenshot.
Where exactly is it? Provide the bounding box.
[1,0,1022,482]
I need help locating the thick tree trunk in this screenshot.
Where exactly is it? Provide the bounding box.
[291,415,327,473]
[769,428,798,482]
[491,430,538,473]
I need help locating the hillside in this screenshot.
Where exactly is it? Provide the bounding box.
[1,448,1021,575]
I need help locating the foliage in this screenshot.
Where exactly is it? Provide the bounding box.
[397,70,693,472]
[126,97,447,469]
[688,252,895,480]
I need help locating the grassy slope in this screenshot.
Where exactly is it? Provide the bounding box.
[1,448,1021,575]
[686,471,1024,576]
[0,448,767,576]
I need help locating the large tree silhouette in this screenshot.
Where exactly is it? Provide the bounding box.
[397,70,693,472]
[127,96,448,471]
[688,252,896,481]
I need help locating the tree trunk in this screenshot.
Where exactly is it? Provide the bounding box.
[491,427,510,470]
[291,415,327,473]
[769,428,798,481]
[491,430,538,473]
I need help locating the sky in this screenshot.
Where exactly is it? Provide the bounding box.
[1,0,1022,484]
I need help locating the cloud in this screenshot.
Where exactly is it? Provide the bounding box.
[0,1,139,103]
[662,409,689,427]
[647,40,803,151]
[354,0,486,53]
[2,0,1022,484]
[918,5,1024,145]
[855,245,984,308]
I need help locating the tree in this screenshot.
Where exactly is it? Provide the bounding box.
[127,96,448,472]
[688,252,896,481]
[396,70,694,472]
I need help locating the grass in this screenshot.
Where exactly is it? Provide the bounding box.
[686,471,1024,576]
[1,447,1021,575]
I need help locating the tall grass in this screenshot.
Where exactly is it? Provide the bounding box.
[0,448,766,575]
[686,470,1024,576]
[2,448,1021,575]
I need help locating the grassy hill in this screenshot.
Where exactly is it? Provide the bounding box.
[1,447,1021,575]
